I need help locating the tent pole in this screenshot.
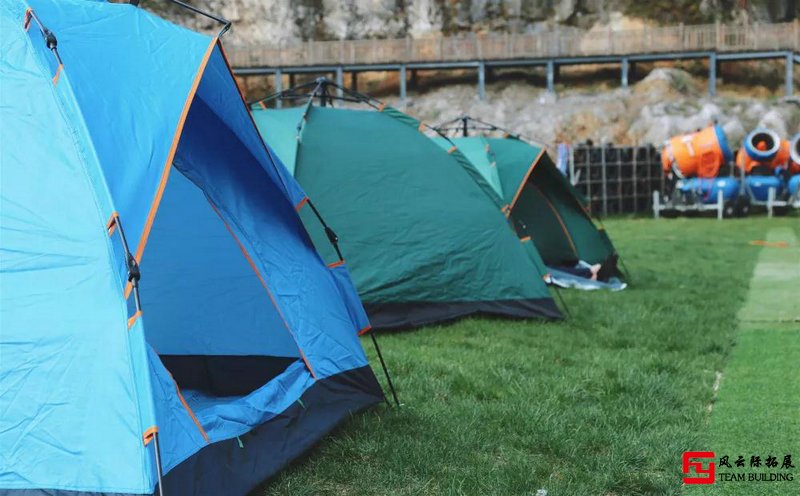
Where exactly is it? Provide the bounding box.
[153,433,166,496]
[552,285,572,319]
[112,216,167,493]
[370,332,400,407]
[163,0,231,37]
[302,197,400,407]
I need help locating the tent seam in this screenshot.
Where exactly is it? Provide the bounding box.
[127,36,217,275]
[507,147,546,214]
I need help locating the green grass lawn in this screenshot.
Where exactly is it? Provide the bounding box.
[688,226,800,496]
[258,217,799,496]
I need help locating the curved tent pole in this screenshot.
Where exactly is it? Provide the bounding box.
[433,115,556,147]
[108,213,166,496]
[251,77,385,111]
[131,0,232,37]
[303,197,402,408]
[433,115,520,139]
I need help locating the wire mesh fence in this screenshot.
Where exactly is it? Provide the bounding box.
[569,145,665,216]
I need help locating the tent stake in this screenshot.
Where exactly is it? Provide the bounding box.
[370,332,400,407]
[153,432,165,496]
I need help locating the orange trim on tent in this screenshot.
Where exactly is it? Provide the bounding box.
[23,8,31,30]
[212,42,321,378]
[530,183,578,259]
[127,310,142,329]
[51,64,63,86]
[520,236,531,243]
[215,39,305,213]
[327,260,345,269]
[106,212,118,229]
[507,147,546,216]
[106,211,118,237]
[218,43,249,104]
[357,325,372,336]
[295,197,309,211]
[167,371,210,443]
[447,146,457,154]
[125,37,217,299]
[378,102,386,112]
[142,426,158,446]
[206,199,317,379]
[258,100,267,110]
[417,122,426,132]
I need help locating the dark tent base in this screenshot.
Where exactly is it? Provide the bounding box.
[1,366,384,496]
[365,298,563,330]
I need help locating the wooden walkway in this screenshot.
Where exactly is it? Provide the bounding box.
[227,21,798,68]
[228,21,799,100]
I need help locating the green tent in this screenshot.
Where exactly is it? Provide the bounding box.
[251,85,561,329]
[434,132,620,272]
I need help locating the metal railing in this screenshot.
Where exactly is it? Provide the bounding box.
[227,21,798,68]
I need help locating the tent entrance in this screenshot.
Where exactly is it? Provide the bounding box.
[159,355,298,397]
[138,168,302,400]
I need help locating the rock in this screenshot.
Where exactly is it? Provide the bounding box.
[142,1,799,147]
[146,0,796,46]
[757,109,788,137]
[722,119,747,147]
[383,70,799,148]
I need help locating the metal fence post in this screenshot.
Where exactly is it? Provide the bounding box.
[274,68,283,109]
[617,147,623,213]
[653,191,660,219]
[621,57,629,88]
[399,64,407,105]
[586,147,592,214]
[632,146,638,211]
[335,66,344,98]
[601,145,608,216]
[478,61,486,101]
[708,52,717,97]
[569,145,575,181]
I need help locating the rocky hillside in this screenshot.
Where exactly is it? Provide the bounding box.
[390,68,800,146]
[142,1,799,147]
[147,0,797,46]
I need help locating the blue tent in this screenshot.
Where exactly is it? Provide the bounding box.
[0,0,384,494]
